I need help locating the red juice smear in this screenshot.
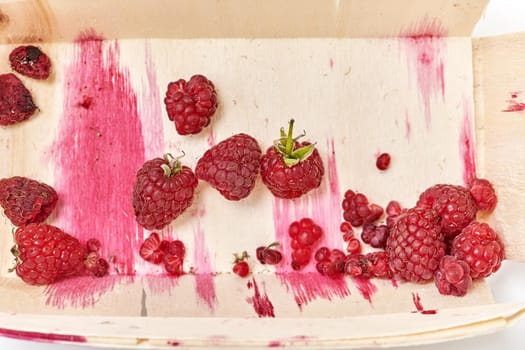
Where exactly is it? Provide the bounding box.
[329,58,334,70]
[0,328,86,344]
[247,278,275,318]
[351,277,377,304]
[268,340,283,347]
[411,292,437,314]
[272,141,351,307]
[503,91,525,112]
[44,276,125,309]
[144,275,180,295]
[460,98,476,186]
[49,33,146,305]
[193,220,217,312]
[404,110,411,141]
[401,17,447,129]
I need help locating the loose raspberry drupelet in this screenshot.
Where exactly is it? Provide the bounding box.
[260,119,324,199]
[386,207,446,283]
[164,74,218,135]
[417,184,477,238]
[451,221,504,279]
[132,153,198,230]
[196,133,262,201]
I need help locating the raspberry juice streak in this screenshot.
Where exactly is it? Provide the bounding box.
[246,278,275,317]
[193,220,217,312]
[460,98,476,186]
[49,32,146,307]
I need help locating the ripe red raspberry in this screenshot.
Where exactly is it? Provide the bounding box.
[451,222,504,279]
[434,255,472,296]
[132,154,198,230]
[164,75,218,135]
[288,218,323,270]
[260,119,324,199]
[314,247,331,262]
[0,73,37,126]
[386,207,445,283]
[417,184,477,238]
[13,224,87,285]
[232,251,250,278]
[468,178,497,212]
[196,133,261,200]
[256,242,283,265]
[0,176,58,226]
[9,45,52,80]
[315,248,345,278]
[361,224,389,249]
[342,190,383,227]
[376,153,391,171]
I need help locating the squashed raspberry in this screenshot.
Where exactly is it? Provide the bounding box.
[342,190,383,227]
[9,45,52,80]
[434,255,472,296]
[0,73,37,126]
[361,224,389,249]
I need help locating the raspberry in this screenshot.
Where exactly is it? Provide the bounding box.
[0,73,37,126]
[342,190,383,227]
[451,222,504,279]
[132,154,198,230]
[256,242,282,265]
[196,133,262,200]
[468,178,497,212]
[13,224,86,285]
[386,207,445,283]
[9,45,52,80]
[162,239,186,257]
[344,252,392,279]
[361,224,389,249]
[139,232,165,265]
[346,238,362,255]
[260,119,324,199]
[233,251,250,277]
[344,254,369,277]
[315,248,345,278]
[376,153,391,171]
[164,74,218,135]
[417,184,477,238]
[91,258,110,277]
[434,255,472,296]
[386,200,404,228]
[288,218,323,270]
[314,247,331,262]
[164,254,184,276]
[0,176,58,226]
[316,261,338,278]
[330,249,347,273]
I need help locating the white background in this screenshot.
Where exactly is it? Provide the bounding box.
[2,0,525,348]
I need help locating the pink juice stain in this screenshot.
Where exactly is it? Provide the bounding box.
[351,277,377,304]
[460,98,476,186]
[48,32,147,307]
[193,219,217,312]
[411,292,437,315]
[272,140,351,308]
[404,110,411,141]
[502,91,525,112]
[0,327,87,344]
[246,278,275,318]
[401,17,447,129]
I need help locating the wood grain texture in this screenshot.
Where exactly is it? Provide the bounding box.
[0,0,488,43]
[473,33,525,262]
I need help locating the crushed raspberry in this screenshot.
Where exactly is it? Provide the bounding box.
[468,178,497,212]
[434,255,472,296]
[346,238,362,255]
[288,218,323,270]
[342,190,383,227]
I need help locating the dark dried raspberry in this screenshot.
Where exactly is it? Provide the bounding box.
[196,133,261,201]
[417,184,477,238]
[451,222,504,279]
[342,190,383,227]
[361,224,389,249]
[9,45,52,79]
[0,176,58,226]
[434,255,472,296]
[468,178,497,212]
[386,207,445,283]
[164,75,218,135]
[0,73,37,126]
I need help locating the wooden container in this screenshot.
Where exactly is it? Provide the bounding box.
[0,0,524,348]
